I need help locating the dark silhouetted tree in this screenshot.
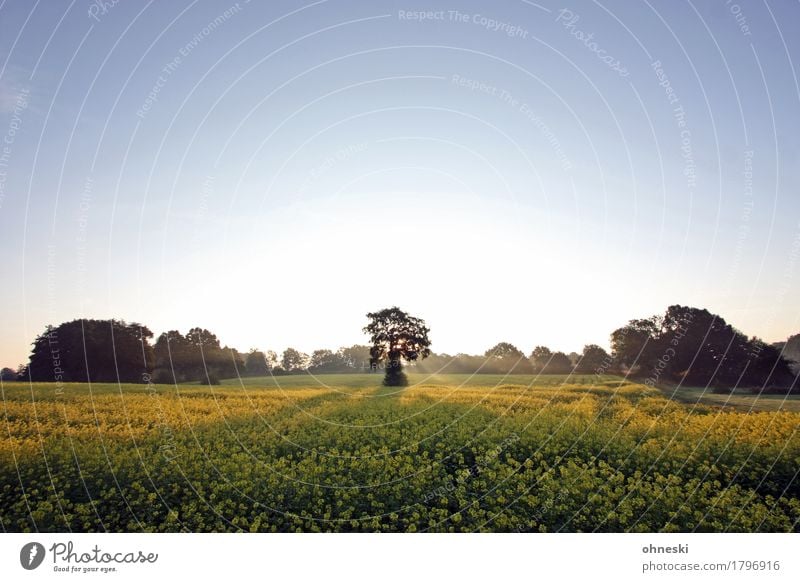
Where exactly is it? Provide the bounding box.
[308,349,348,373]
[153,330,191,383]
[15,364,28,381]
[772,333,800,374]
[0,367,17,381]
[530,346,552,372]
[546,351,573,374]
[153,328,238,383]
[611,305,796,391]
[530,346,572,374]
[610,316,662,373]
[485,342,525,360]
[741,339,796,391]
[484,342,532,373]
[363,307,431,386]
[26,319,154,383]
[338,345,372,371]
[574,344,611,374]
[245,350,271,376]
[281,348,308,373]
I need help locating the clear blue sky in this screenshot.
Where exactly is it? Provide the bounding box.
[1,0,799,366]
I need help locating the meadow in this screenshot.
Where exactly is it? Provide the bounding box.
[1,374,798,532]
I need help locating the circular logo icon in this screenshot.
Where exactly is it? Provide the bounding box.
[20,542,46,570]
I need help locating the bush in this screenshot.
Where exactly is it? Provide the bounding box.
[199,372,220,385]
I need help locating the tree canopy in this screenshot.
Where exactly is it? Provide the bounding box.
[0,367,18,381]
[25,319,153,383]
[308,349,349,373]
[483,342,532,373]
[574,344,611,374]
[281,348,308,373]
[530,346,573,374]
[244,349,272,376]
[363,307,431,386]
[611,305,796,392]
[153,327,240,383]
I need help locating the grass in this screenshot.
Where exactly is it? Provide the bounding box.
[216,372,621,389]
[220,373,800,412]
[654,383,800,413]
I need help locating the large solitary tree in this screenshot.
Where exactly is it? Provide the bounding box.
[363,307,431,386]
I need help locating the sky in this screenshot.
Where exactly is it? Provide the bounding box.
[1,0,799,367]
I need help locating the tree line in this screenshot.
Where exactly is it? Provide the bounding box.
[2,304,797,393]
[5,320,378,385]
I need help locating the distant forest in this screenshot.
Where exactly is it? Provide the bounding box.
[2,304,798,394]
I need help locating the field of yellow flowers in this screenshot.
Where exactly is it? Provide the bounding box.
[1,374,798,532]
